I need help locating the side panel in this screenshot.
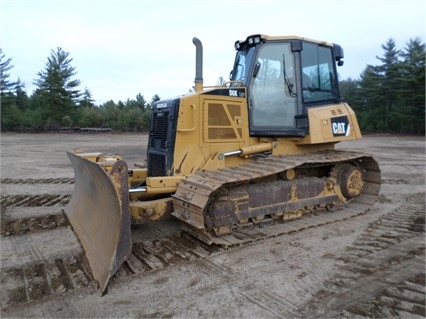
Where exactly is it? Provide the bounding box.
[172,94,205,175]
[296,102,362,145]
[172,90,250,175]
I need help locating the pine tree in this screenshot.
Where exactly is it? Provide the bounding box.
[0,48,16,94]
[15,78,29,109]
[396,38,425,133]
[80,87,95,108]
[33,47,81,126]
[0,49,19,131]
[216,76,226,86]
[339,78,360,107]
[135,93,147,109]
[374,38,404,131]
[357,65,388,131]
[355,38,409,132]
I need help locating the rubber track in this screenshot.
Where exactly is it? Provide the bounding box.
[173,150,381,247]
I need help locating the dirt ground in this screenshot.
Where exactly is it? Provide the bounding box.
[1,133,425,318]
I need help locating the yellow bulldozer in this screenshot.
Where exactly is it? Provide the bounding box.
[66,34,381,293]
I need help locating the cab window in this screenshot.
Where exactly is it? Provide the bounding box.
[301,42,339,103]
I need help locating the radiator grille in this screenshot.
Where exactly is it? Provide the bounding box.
[150,111,169,149]
[148,98,179,177]
[148,153,166,177]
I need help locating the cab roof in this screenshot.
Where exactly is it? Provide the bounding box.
[236,34,334,48]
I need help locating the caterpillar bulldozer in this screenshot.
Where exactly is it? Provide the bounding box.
[66,34,381,293]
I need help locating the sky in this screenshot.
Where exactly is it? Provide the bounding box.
[1,0,425,105]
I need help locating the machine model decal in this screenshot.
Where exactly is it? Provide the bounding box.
[203,88,245,98]
[331,116,350,137]
[229,89,238,97]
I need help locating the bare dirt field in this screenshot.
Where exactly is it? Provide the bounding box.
[1,133,425,318]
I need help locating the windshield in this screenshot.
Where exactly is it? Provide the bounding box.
[230,46,255,86]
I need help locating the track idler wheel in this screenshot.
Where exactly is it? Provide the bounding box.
[339,165,364,199]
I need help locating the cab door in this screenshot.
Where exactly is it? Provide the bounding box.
[249,41,301,136]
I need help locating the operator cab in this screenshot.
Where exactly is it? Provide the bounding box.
[230,34,344,137]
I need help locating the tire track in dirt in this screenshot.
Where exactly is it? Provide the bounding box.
[2,177,194,308]
[1,225,87,309]
[1,178,74,185]
[1,255,94,308]
[1,212,69,236]
[110,233,219,282]
[1,178,72,236]
[1,194,70,208]
[0,228,219,309]
[195,257,300,318]
[3,204,370,311]
[2,177,423,315]
[296,192,425,318]
[1,178,88,308]
[0,199,385,310]
[339,272,425,318]
[381,178,409,185]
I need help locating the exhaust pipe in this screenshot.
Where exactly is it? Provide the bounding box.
[192,37,203,92]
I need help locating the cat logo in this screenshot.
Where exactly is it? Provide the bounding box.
[331,116,350,137]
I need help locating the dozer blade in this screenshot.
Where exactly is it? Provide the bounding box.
[66,152,131,293]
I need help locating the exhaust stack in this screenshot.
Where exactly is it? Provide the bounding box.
[192,37,203,92]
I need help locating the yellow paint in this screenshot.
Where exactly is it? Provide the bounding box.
[168,90,363,178]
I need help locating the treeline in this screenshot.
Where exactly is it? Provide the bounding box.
[0,47,159,132]
[1,37,425,134]
[340,37,425,134]
[1,91,158,132]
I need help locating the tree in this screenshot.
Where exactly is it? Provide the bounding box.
[33,47,81,126]
[14,78,29,109]
[135,93,147,109]
[77,105,102,128]
[216,76,226,86]
[0,48,16,94]
[79,87,95,108]
[0,49,20,131]
[339,78,360,106]
[345,36,425,134]
[150,94,161,105]
[357,65,388,131]
[355,38,405,132]
[395,38,425,133]
[374,38,403,131]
